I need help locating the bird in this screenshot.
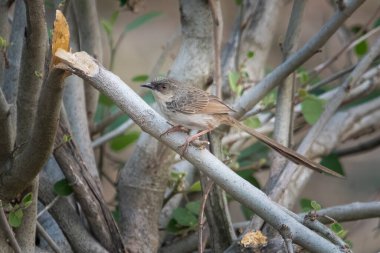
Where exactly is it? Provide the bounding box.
[141,77,343,178]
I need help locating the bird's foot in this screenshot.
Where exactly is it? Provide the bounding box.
[160,124,189,138]
[178,138,209,158]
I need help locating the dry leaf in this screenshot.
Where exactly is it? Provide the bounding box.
[240,230,268,249]
[52,10,70,65]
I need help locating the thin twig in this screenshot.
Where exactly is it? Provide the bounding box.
[36,222,62,253]
[91,110,124,135]
[270,36,380,205]
[313,4,380,75]
[334,135,380,157]
[208,0,223,98]
[92,119,134,148]
[0,202,22,253]
[198,180,214,253]
[37,196,60,218]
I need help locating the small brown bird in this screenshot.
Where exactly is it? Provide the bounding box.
[142,77,343,178]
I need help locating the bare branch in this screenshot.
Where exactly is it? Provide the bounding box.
[39,167,108,253]
[267,0,306,190]
[209,0,223,98]
[71,0,102,123]
[0,201,22,253]
[53,116,125,252]
[92,118,134,148]
[16,0,47,144]
[3,0,26,103]
[270,36,380,208]
[64,6,99,179]
[0,90,13,167]
[233,0,365,119]
[304,201,380,224]
[0,67,66,200]
[36,222,61,253]
[56,49,345,253]
[91,110,124,136]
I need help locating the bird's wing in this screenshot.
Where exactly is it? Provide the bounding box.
[168,87,234,114]
[168,87,209,114]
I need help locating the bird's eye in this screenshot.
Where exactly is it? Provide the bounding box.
[162,85,166,89]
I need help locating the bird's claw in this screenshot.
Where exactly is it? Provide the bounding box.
[178,139,209,158]
[160,124,189,138]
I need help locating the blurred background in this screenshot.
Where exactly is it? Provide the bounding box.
[94,1,380,252]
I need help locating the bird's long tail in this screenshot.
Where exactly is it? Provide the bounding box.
[223,116,344,178]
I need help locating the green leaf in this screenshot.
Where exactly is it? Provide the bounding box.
[170,171,185,181]
[235,0,243,5]
[166,218,182,234]
[247,51,255,59]
[8,209,23,228]
[299,198,313,212]
[228,71,240,94]
[301,95,326,125]
[297,68,309,85]
[63,134,71,143]
[261,90,277,107]
[110,11,120,26]
[237,142,269,168]
[0,36,9,48]
[186,201,200,215]
[331,223,343,233]
[237,170,260,188]
[189,181,201,192]
[119,0,127,6]
[321,154,345,177]
[110,131,140,151]
[22,193,33,209]
[354,40,368,57]
[112,207,121,222]
[53,179,73,196]
[310,200,322,211]
[240,204,254,220]
[172,207,198,227]
[243,116,261,129]
[132,74,149,82]
[374,18,380,28]
[298,88,308,99]
[101,20,113,36]
[124,12,161,33]
[99,94,114,107]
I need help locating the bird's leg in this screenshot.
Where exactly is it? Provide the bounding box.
[179,128,213,157]
[160,122,190,138]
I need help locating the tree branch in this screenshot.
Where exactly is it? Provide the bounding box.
[71,0,102,124]
[56,49,345,252]
[266,0,305,191]
[269,36,380,208]
[233,0,365,119]
[3,0,26,103]
[16,0,47,145]
[53,116,125,252]
[0,67,66,200]
[0,201,22,253]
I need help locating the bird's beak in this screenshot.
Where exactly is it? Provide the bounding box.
[141,83,154,90]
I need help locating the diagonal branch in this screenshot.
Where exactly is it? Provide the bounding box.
[233,0,365,119]
[55,49,344,253]
[53,116,125,252]
[269,36,380,207]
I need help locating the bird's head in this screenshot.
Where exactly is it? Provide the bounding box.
[141,77,179,101]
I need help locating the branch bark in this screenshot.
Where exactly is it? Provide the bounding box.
[55,49,345,253]
[0,67,66,200]
[16,0,47,145]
